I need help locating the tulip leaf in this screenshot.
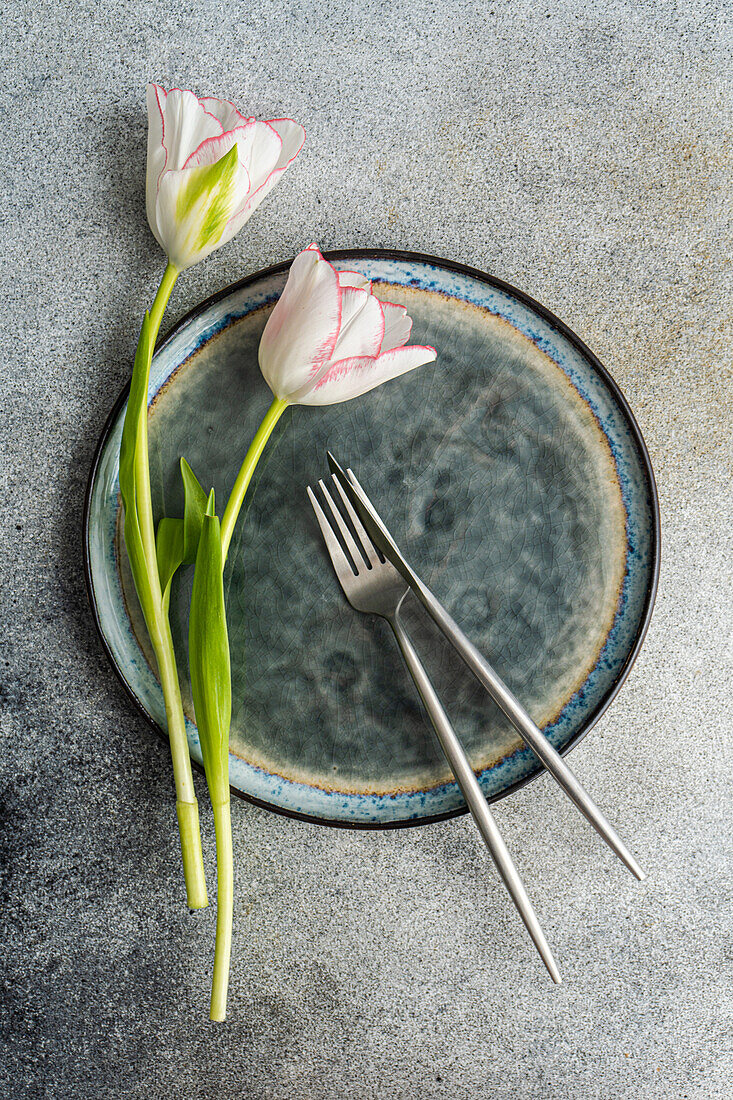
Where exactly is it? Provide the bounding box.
[189,490,231,804]
[180,457,208,564]
[155,517,185,613]
[150,459,207,616]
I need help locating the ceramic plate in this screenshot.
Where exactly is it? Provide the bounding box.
[84,251,659,827]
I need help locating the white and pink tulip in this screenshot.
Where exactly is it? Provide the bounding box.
[258,244,437,406]
[146,84,305,271]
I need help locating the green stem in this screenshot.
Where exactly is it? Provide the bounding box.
[134,262,179,570]
[158,615,208,910]
[209,798,233,1022]
[204,395,288,1017]
[130,262,208,910]
[219,396,289,561]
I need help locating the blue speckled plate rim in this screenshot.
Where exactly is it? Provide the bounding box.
[82,248,661,830]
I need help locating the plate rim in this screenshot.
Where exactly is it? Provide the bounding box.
[82,248,661,830]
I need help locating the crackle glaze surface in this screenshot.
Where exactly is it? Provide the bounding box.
[87,255,657,825]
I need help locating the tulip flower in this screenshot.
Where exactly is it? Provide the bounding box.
[219,244,437,555]
[258,242,436,404]
[146,84,305,271]
[118,87,304,918]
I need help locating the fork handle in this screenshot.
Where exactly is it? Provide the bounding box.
[388,613,561,984]
[409,577,646,882]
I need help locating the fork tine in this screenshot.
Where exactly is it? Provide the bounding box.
[307,485,357,582]
[330,475,380,568]
[318,479,371,573]
[327,453,404,568]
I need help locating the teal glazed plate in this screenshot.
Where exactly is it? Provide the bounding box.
[84,251,660,827]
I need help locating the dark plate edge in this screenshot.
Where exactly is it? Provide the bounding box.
[82,248,661,830]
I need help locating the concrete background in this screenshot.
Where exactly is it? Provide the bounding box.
[1,0,731,1096]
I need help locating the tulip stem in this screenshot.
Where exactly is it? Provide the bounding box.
[197,395,287,1021]
[209,797,233,1022]
[125,262,209,910]
[134,263,179,569]
[219,396,289,561]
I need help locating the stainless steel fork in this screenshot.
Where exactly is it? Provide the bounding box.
[308,475,562,984]
[327,453,646,884]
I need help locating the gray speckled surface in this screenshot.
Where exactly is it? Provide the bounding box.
[1,1,731,1097]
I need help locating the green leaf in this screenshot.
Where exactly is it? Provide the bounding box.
[180,457,208,564]
[118,312,157,624]
[155,517,185,613]
[150,458,207,616]
[188,490,231,803]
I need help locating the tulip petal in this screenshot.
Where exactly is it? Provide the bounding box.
[259,247,342,400]
[230,118,305,230]
[332,289,385,360]
[146,84,168,248]
[154,146,245,270]
[182,128,246,170]
[380,302,413,352]
[300,344,437,406]
[183,121,288,241]
[269,118,307,166]
[199,95,252,131]
[338,270,371,290]
[160,88,223,171]
[236,121,285,195]
[181,130,253,242]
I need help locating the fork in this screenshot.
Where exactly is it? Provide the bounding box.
[308,475,562,984]
[327,453,646,884]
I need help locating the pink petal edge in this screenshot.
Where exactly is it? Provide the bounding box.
[338,269,372,291]
[315,342,437,389]
[379,302,413,353]
[162,86,227,134]
[230,118,305,222]
[199,94,253,129]
[150,84,230,194]
[306,246,344,370]
[266,118,307,161]
[149,83,169,190]
[181,123,259,172]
